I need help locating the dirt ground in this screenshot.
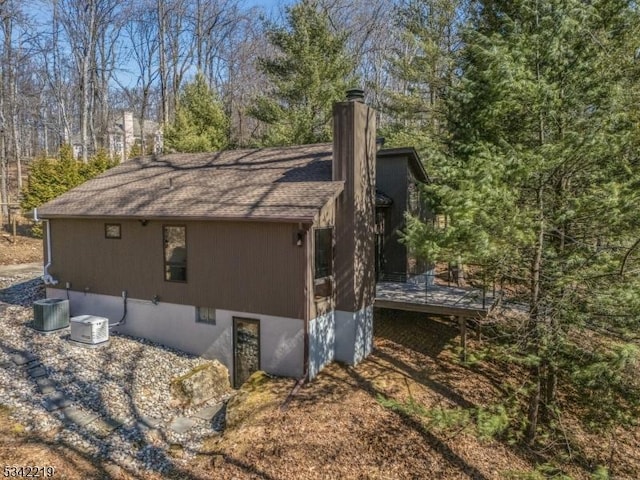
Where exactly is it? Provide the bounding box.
[1,307,638,479]
[201,316,529,480]
[0,232,43,266]
[0,410,119,480]
[195,311,640,480]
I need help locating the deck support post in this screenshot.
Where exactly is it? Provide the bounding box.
[458,316,467,362]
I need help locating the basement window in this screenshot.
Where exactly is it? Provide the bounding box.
[196,307,216,325]
[164,225,187,282]
[105,223,121,239]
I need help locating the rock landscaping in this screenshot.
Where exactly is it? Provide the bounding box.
[0,271,233,475]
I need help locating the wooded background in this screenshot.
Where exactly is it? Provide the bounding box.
[0,0,464,213]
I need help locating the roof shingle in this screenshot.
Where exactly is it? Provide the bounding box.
[38,143,341,222]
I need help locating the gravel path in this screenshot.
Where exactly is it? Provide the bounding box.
[0,271,232,475]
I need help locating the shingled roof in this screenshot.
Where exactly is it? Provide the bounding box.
[38,143,342,223]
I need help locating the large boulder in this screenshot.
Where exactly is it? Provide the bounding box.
[171,360,232,408]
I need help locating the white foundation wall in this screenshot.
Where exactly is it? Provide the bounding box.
[308,311,336,380]
[46,288,305,381]
[334,306,374,365]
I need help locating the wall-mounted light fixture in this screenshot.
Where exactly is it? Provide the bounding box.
[296,231,305,247]
[139,219,148,226]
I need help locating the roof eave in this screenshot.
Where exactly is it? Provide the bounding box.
[311,182,345,225]
[36,212,317,224]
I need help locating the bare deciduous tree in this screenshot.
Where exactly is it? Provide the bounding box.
[57,0,121,162]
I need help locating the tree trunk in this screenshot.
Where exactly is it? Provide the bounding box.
[0,5,6,220]
[1,9,16,207]
[43,107,49,157]
[140,94,148,155]
[52,0,71,147]
[0,135,7,221]
[12,97,20,190]
[157,0,169,127]
[526,187,545,444]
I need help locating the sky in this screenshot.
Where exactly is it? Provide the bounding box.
[19,0,295,89]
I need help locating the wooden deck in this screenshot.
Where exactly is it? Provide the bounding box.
[375,281,496,318]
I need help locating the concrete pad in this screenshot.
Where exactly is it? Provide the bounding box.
[136,415,162,430]
[29,322,69,335]
[67,339,111,349]
[10,353,38,366]
[42,392,71,411]
[193,403,224,421]
[36,378,56,394]
[168,417,196,434]
[28,367,47,378]
[92,417,125,437]
[61,406,99,427]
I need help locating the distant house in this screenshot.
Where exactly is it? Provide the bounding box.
[37,92,429,386]
[72,112,163,162]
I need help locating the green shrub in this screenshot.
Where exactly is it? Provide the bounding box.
[21,145,117,236]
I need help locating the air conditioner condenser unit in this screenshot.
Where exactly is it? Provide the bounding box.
[70,315,109,345]
[33,298,70,332]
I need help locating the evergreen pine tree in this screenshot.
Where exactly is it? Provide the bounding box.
[164,73,229,153]
[249,0,355,146]
[404,0,640,445]
[21,146,117,236]
[382,0,464,167]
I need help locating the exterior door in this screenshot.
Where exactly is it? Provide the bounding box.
[233,317,260,388]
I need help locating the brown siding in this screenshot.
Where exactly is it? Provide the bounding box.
[376,155,409,280]
[332,101,377,312]
[49,218,307,319]
[308,199,336,320]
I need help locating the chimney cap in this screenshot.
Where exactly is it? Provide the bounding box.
[345,88,365,102]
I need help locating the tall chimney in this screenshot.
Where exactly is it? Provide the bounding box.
[332,89,376,364]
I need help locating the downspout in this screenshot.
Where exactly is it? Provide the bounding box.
[303,223,310,381]
[33,208,58,286]
[281,227,309,411]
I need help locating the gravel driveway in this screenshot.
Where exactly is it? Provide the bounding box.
[0,270,230,475]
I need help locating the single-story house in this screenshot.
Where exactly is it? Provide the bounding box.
[37,92,429,386]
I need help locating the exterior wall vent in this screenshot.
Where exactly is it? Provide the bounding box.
[33,298,70,332]
[70,315,109,345]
